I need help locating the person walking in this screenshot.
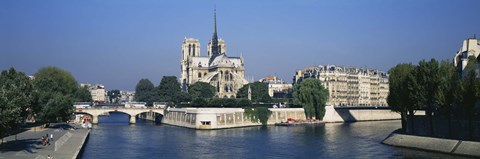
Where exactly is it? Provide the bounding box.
[50,133,53,141]
[45,134,50,145]
[42,136,46,146]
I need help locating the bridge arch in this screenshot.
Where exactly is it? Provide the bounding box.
[75,108,165,124]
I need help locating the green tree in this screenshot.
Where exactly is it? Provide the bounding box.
[237,98,252,107]
[208,98,223,107]
[134,79,155,106]
[107,89,121,103]
[175,91,191,104]
[191,97,208,107]
[188,82,216,99]
[415,59,441,135]
[0,68,34,139]
[436,60,455,112]
[236,82,271,103]
[292,78,328,120]
[436,61,456,137]
[157,76,182,104]
[74,86,92,102]
[461,56,479,140]
[223,98,237,107]
[244,107,272,126]
[388,63,417,132]
[34,66,78,125]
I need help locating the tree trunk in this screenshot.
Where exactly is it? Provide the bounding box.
[401,111,407,133]
[427,105,434,137]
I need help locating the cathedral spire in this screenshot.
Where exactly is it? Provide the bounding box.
[214,7,217,39]
[210,6,220,64]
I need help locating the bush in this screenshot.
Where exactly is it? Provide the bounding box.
[237,98,252,107]
[191,98,208,107]
[244,107,272,126]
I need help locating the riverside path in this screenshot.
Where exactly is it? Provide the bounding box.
[0,123,89,159]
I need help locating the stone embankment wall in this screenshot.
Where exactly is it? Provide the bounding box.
[163,106,402,129]
[406,116,480,141]
[383,133,480,157]
[322,106,401,122]
[55,132,73,151]
[162,108,306,129]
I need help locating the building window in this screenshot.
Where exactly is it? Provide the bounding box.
[193,44,196,56]
[201,121,211,125]
[198,72,202,78]
[188,44,191,56]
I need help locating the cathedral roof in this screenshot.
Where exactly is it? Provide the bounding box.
[210,54,235,68]
[191,57,209,68]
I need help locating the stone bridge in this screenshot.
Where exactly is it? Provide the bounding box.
[75,108,165,124]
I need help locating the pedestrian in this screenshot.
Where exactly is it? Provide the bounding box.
[42,136,46,146]
[45,134,50,145]
[50,133,53,141]
[47,155,53,159]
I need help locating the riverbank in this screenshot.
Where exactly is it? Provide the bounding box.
[0,123,89,159]
[382,133,480,157]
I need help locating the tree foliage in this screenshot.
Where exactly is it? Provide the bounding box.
[388,58,480,135]
[188,82,216,99]
[292,78,328,120]
[244,107,272,126]
[236,82,271,102]
[157,76,183,104]
[107,89,121,103]
[34,66,78,123]
[134,79,155,106]
[388,63,416,114]
[461,56,480,116]
[75,86,92,102]
[191,97,208,107]
[237,98,253,107]
[0,68,34,137]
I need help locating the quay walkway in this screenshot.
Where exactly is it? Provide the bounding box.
[0,123,89,159]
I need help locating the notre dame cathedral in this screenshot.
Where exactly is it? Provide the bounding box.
[180,10,248,98]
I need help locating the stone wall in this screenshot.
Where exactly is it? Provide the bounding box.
[162,108,306,129]
[163,107,401,129]
[406,116,480,141]
[383,133,480,157]
[162,110,197,128]
[322,106,400,122]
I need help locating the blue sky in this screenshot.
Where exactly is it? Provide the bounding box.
[1,0,479,90]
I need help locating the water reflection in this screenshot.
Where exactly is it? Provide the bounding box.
[81,115,475,159]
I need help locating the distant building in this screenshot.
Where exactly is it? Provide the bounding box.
[293,65,389,107]
[180,10,248,98]
[73,102,92,108]
[153,102,168,108]
[81,83,107,103]
[259,75,292,98]
[453,36,480,76]
[125,102,146,108]
[120,91,135,103]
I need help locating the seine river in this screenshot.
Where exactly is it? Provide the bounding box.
[79,113,471,159]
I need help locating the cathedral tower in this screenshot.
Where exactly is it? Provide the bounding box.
[180,38,201,90]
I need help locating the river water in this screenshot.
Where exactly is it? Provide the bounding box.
[79,112,471,159]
